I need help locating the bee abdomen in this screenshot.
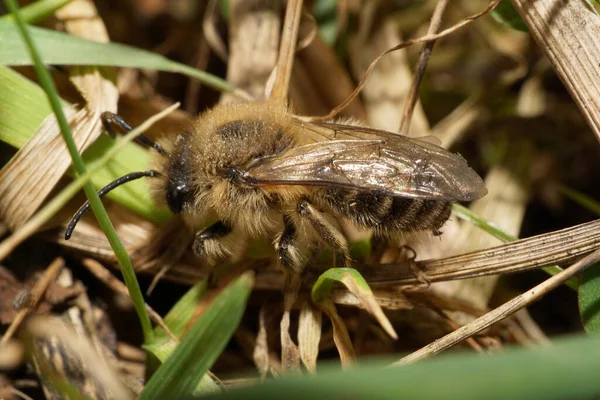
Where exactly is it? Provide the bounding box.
[321,188,451,234]
[322,189,392,227]
[375,198,452,234]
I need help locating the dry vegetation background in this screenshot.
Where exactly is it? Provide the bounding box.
[1,0,600,398]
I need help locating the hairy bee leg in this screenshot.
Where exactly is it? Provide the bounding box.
[296,200,351,267]
[193,220,236,262]
[274,214,308,274]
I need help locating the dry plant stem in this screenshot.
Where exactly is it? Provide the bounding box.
[398,0,449,134]
[203,0,228,62]
[366,218,600,285]
[396,246,600,364]
[81,258,177,342]
[305,0,502,122]
[10,387,35,400]
[0,257,64,345]
[221,0,280,102]
[511,0,600,141]
[251,218,599,291]
[270,0,303,102]
[280,274,301,372]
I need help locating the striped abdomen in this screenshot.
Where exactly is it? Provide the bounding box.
[318,188,452,235]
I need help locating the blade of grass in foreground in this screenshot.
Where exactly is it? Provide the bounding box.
[140,273,254,399]
[4,0,153,342]
[198,332,600,400]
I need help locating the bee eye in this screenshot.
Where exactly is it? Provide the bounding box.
[166,181,190,213]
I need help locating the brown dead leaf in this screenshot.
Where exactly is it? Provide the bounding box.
[297,301,321,373]
[220,0,281,102]
[253,304,271,376]
[315,300,355,367]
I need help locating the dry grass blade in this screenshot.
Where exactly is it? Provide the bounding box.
[435,145,531,308]
[269,0,303,102]
[253,304,271,376]
[305,0,502,122]
[0,257,64,345]
[0,106,77,229]
[342,274,397,339]
[279,308,301,373]
[396,245,600,364]
[511,0,600,141]
[281,276,301,373]
[294,34,365,118]
[0,103,178,263]
[349,14,428,134]
[430,96,483,148]
[81,258,177,342]
[363,218,600,286]
[297,302,322,373]
[249,218,600,292]
[0,339,24,370]
[220,0,281,102]
[398,0,449,135]
[203,0,228,62]
[315,300,356,367]
[0,0,118,230]
[268,1,320,371]
[331,287,413,311]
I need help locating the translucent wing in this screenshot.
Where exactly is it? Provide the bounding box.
[243,121,487,201]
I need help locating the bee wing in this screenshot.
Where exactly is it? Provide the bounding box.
[244,121,487,201]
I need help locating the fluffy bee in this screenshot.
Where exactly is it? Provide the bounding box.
[66,101,487,273]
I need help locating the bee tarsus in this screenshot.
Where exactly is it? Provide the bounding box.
[193,220,234,261]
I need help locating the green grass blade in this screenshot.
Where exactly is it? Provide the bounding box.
[159,280,209,339]
[579,262,600,333]
[312,267,371,303]
[560,187,600,330]
[491,0,528,32]
[0,19,240,95]
[198,333,600,400]
[560,185,600,216]
[144,280,209,376]
[4,0,153,342]
[0,66,56,149]
[140,273,254,399]
[0,0,74,24]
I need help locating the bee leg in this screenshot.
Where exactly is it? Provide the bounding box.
[402,245,431,287]
[192,220,235,262]
[101,112,166,155]
[296,200,351,267]
[274,214,307,274]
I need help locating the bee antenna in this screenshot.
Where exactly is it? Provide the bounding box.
[64,170,161,240]
[101,112,167,156]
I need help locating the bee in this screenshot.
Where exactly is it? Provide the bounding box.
[65,101,487,273]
